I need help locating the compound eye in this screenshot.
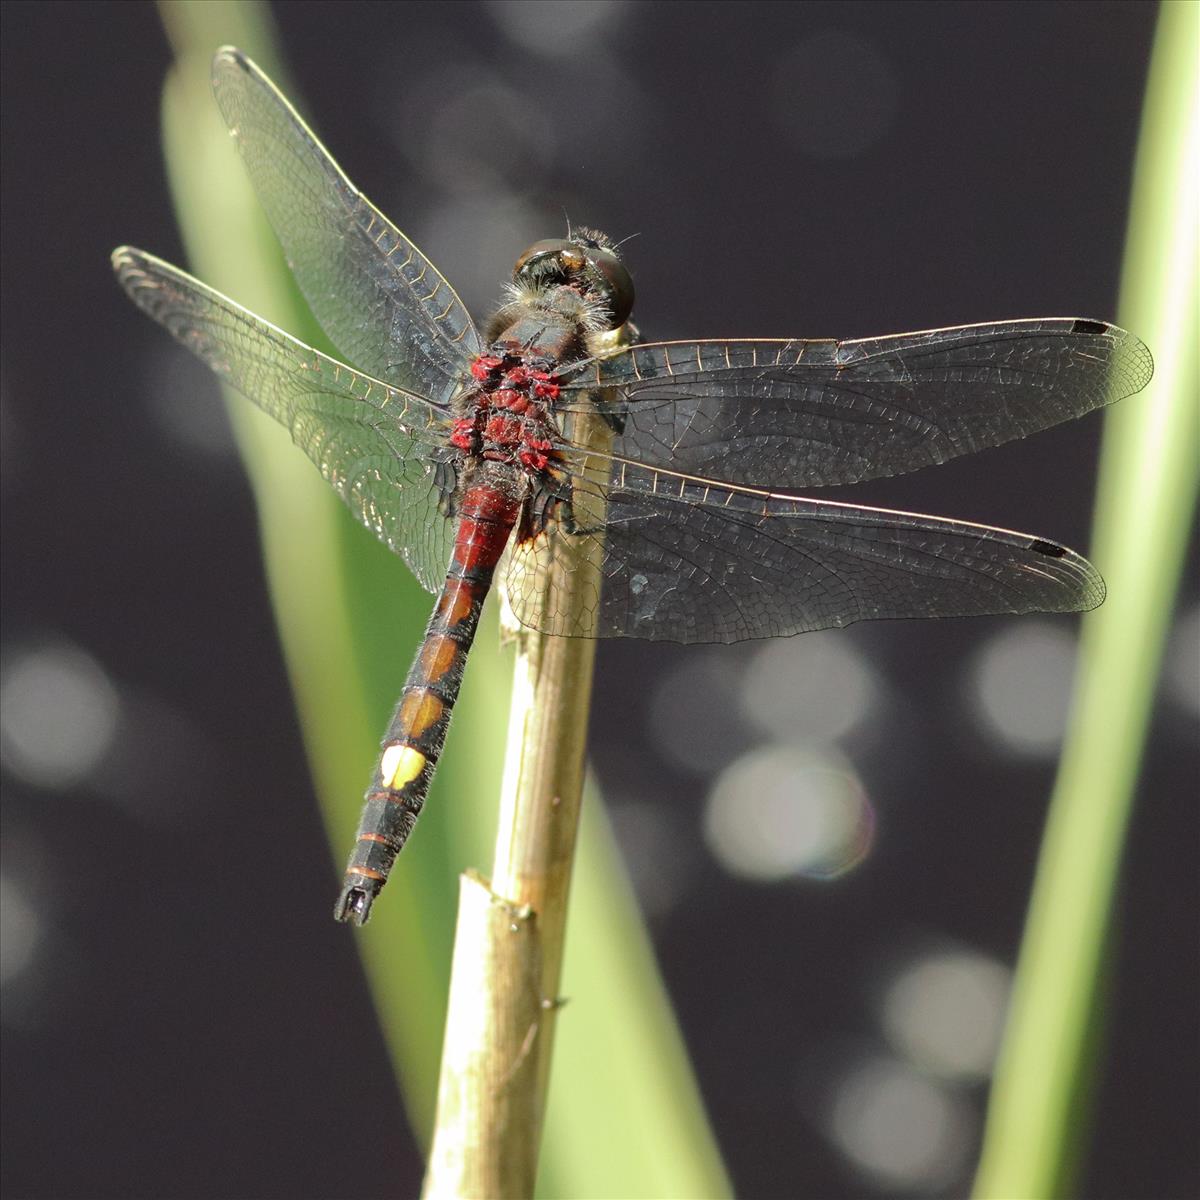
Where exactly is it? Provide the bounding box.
[582,246,635,328]
[512,240,576,284]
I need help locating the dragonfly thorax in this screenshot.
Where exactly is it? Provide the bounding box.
[453,352,563,477]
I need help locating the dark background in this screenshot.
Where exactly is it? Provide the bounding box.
[3,2,1196,1198]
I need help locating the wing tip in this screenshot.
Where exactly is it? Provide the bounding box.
[211,46,264,100]
[1028,537,1107,612]
[111,245,150,291]
[213,46,249,73]
[1066,318,1154,398]
[1117,329,1156,397]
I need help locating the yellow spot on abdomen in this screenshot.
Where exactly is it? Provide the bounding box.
[381,744,426,790]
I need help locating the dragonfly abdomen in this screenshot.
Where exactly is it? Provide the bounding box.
[334,472,521,924]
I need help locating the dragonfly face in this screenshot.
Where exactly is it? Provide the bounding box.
[112,48,1152,923]
[510,236,636,328]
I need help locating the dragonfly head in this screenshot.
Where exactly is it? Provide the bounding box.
[512,230,635,330]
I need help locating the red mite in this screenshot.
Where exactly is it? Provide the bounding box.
[112,48,1152,924]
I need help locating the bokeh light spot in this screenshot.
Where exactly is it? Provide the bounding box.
[968,622,1077,757]
[881,948,1011,1080]
[704,746,874,881]
[396,69,556,197]
[828,1057,972,1190]
[0,641,121,789]
[0,872,42,991]
[649,651,750,774]
[486,0,630,55]
[740,631,876,746]
[1164,603,1199,720]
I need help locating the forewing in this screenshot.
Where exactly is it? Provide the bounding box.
[560,320,1152,489]
[504,458,1103,643]
[113,247,456,593]
[211,47,481,401]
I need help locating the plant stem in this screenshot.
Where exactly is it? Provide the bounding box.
[422,374,619,1198]
[973,4,1199,1195]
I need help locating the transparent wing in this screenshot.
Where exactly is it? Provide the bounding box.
[503,457,1104,643]
[211,47,481,401]
[113,247,457,593]
[560,319,1152,489]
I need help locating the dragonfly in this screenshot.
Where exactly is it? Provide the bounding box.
[113,48,1152,925]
